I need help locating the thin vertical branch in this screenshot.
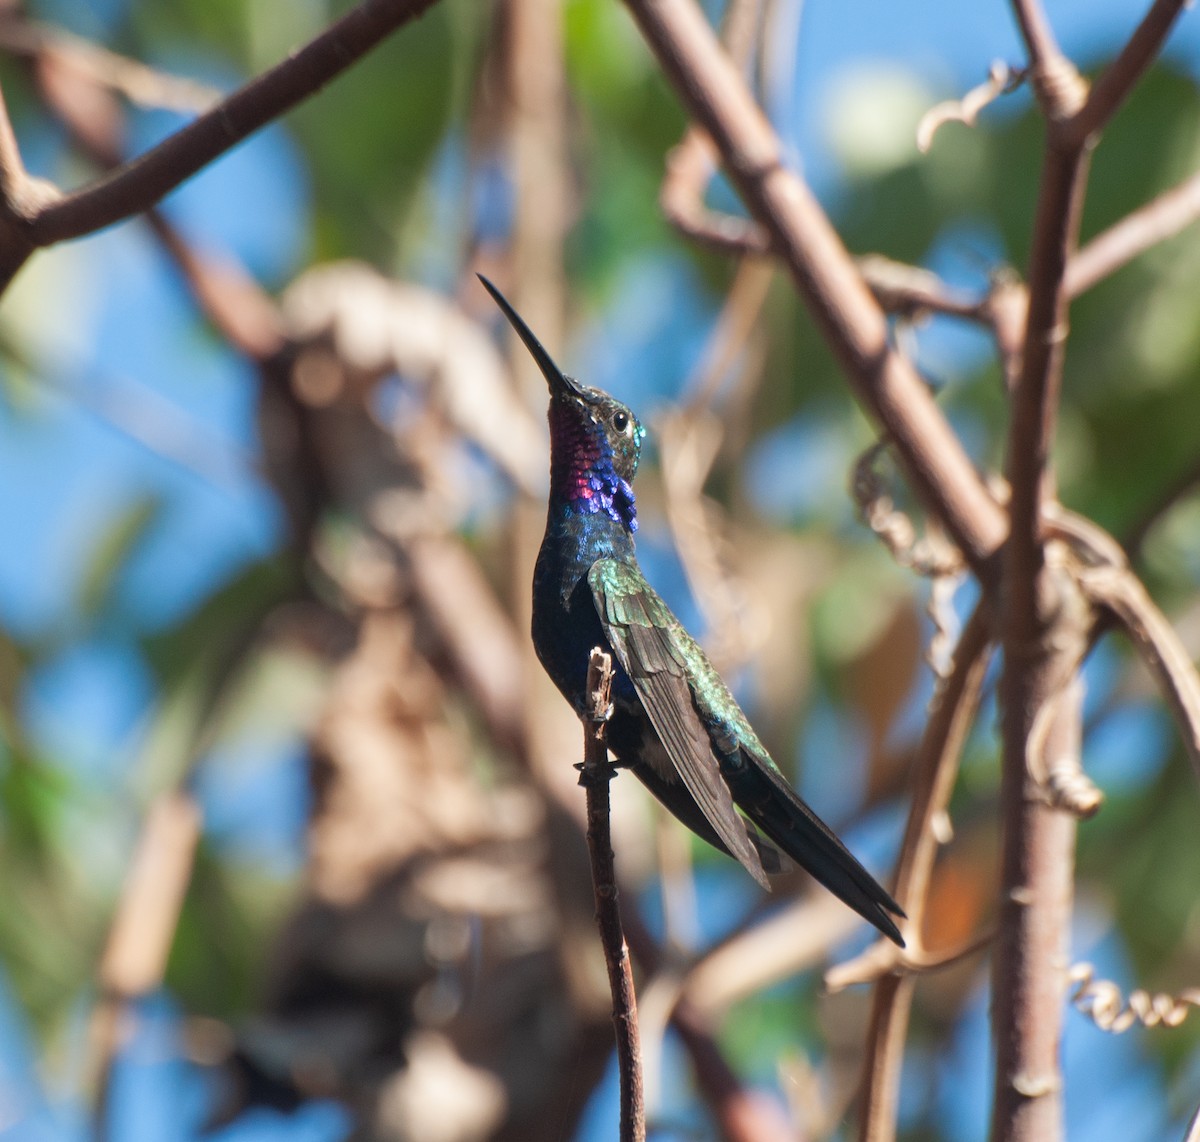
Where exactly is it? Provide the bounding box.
[890,609,993,931]
[992,11,1185,1133]
[848,604,993,1142]
[1010,0,1069,86]
[858,975,916,1142]
[991,4,1094,1136]
[1005,146,1089,622]
[580,648,645,1142]
[992,670,1083,1141]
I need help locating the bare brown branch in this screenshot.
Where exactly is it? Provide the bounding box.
[857,975,915,1142]
[1010,0,1069,85]
[660,126,771,256]
[1010,0,1088,120]
[887,604,992,937]
[1067,169,1200,297]
[841,164,1200,374]
[833,604,992,1142]
[855,253,986,321]
[580,649,645,1142]
[630,5,1192,1140]
[991,9,1101,1127]
[1082,564,1200,783]
[659,0,773,257]
[830,930,994,993]
[993,644,1085,1141]
[19,0,441,250]
[1069,0,1190,143]
[0,14,221,112]
[624,0,1007,576]
[1004,139,1090,617]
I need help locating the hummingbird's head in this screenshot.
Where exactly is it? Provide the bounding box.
[480,275,644,531]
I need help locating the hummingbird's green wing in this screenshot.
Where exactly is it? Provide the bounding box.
[591,558,905,941]
[588,558,769,888]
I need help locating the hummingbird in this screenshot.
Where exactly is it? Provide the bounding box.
[480,275,904,946]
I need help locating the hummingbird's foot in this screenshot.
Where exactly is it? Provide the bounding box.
[573,754,628,773]
[580,702,614,726]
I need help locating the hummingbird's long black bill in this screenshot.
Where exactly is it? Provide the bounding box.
[478,274,586,399]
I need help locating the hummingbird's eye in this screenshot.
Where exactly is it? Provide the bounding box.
[612,411,629,433]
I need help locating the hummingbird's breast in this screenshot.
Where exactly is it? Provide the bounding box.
[532,518,638,716]
[532,540,608,713]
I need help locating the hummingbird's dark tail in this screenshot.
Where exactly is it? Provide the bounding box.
[629,762,784,885]
[728,759,906,946]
